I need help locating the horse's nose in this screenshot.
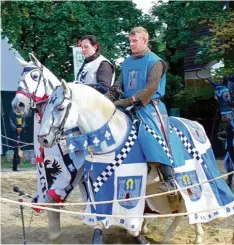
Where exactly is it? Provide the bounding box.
[18,102,25,110]
[222,114,233,123]
[37,135,50,148]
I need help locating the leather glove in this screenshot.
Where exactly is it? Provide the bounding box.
[114,97,134,108]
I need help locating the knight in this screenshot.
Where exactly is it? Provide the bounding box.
[106,26,177,192]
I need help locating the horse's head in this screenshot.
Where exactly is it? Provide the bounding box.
[38,80,116,148]
[208,76,234,124]
[11,53,61,116]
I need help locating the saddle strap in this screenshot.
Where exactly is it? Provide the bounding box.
[151,100,172,155]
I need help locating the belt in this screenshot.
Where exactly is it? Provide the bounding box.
[150,98,161,105]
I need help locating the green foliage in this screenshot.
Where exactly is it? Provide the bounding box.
[196,10,234,77]
[165,73,183,99]
[1,1,145,82]
[174,85,214,110]
[151,1,223,65]
[151,1,232,106]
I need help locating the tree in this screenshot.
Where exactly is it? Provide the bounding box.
[150,1,228,109]
[1,1,146,81]
[196,10,234,78]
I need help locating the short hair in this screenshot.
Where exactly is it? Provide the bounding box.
[81,35,100,51]
[129,27,149,41]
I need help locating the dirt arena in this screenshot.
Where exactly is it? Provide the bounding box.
[1,161,234,244]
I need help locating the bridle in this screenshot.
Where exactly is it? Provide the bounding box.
[16,65,55,108]
[40,85,117,148]
[38,86,73,146]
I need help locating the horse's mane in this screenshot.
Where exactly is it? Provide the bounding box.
[67,83,115,114]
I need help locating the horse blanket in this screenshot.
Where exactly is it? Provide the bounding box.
[33,113,84,204]
[169,117,234,224]
[66,118,147,232]
[66,113,234,226]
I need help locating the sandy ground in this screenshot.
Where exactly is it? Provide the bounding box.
[1,161,234,244]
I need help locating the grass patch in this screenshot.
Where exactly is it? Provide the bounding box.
[1,155,35,169]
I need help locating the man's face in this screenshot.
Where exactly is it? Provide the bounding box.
[129,33,148,54]
[81,39,97,58]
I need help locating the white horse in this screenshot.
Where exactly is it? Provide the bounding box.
[37,80,208,244]
[11,54,206,244]
[11,54,86,244]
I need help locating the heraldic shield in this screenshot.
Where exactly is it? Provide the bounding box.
[117,176,143,209]
[175,170,202,202]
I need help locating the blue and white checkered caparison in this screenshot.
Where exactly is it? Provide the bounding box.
[144,124,174,164]
[93,125,138,193]
[170,125,204,164]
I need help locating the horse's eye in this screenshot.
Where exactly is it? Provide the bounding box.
[223,92,230,101]
[31,70,40,81]
[57,106,65,112]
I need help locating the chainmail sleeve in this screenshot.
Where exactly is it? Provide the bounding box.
[134,60,166,106]
[105,72,124,102]
[94,61,114,94]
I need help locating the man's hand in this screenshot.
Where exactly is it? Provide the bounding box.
[17,128,23,133]
[114,97,134,108]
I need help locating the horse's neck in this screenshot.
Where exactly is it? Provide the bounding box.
[43,67,61,97]
[78,109,129,154]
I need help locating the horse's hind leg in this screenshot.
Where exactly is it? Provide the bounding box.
[161,197,185,243]
[47,195,61,244]
[162,215,182,243]
[193,223,204,244]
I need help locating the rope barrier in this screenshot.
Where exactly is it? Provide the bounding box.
[29,170,234,206]
[1,143,33,149]
[1,143,15,149]
[1,135,34,145]
[1,197,233,218]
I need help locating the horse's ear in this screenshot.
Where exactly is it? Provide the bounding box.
[15,56,28,67]
[29,53,42,68]
[61,79,70,98]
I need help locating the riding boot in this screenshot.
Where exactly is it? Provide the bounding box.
[92,228,102,244]
[160,164,177,193]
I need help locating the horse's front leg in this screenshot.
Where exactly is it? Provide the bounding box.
[92,225,103,244]
[193,223,204,244]
[46,195,61,244]
[128,229,149,244]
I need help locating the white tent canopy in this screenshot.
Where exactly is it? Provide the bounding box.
[1,37,24,92]
[1,37,25,154]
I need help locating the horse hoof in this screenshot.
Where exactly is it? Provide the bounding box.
[50,237,61,244]
[92,228,103,244]
[193,241,203,244]
[134,234,150,244]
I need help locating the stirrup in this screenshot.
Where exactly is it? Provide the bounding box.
[164,180,178,196]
